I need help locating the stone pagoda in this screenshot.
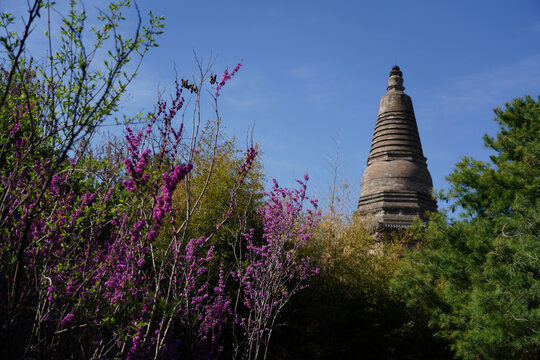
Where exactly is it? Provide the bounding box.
[357,66,437,228]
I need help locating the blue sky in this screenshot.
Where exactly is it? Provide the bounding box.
[2,0,540,213]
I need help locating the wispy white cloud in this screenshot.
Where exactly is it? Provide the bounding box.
[419,53,540,117]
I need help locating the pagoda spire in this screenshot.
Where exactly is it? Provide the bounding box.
[357,66,437,228]
[386,65,405,92]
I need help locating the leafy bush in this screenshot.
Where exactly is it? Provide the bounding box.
[0,2,318,359]
[271,214,452,359]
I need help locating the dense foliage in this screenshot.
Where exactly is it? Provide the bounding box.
[393,95,540,359]
[271,215,452,359]
[0,1,319,359]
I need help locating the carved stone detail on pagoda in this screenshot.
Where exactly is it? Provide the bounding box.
[357,66,437,228]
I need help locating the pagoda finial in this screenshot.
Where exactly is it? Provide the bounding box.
[387,65,405,92]
[390,65,402,76]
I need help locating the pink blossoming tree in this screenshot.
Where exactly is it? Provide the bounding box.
[0,2,320,359]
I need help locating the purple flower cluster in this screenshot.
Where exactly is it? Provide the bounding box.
[233,176,321,359]
[223,146,258,220]
[0,62,320,359]
[145,163,193,243]
[60,313,74,327]
[214,63,242,97]
[122,127,152,192]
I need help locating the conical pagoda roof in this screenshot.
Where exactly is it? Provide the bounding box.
[367,65,425,164]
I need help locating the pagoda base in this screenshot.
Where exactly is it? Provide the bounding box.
[357,190,437,228]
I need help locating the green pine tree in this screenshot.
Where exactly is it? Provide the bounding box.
[393,95,540,360]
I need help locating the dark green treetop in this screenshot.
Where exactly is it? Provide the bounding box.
[393,95,539,360]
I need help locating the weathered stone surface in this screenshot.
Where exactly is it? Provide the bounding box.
[357,66,437,228]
